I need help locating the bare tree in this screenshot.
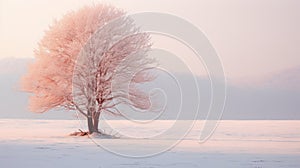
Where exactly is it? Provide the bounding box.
[21,4,156,134]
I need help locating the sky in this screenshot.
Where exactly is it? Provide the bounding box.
[0,0,300,82]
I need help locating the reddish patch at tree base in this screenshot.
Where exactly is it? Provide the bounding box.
[69,129,92,136]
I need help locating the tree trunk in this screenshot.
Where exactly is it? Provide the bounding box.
[93,112,101,133]
[87,99,97,134]
[87,111,101,134]
[87,116,95,134]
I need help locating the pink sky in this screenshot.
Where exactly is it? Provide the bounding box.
[0,0,299,81]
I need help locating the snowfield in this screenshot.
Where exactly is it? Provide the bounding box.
[0,119,299,168]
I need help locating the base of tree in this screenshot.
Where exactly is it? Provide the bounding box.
[69,129,89,136]
[69,129,120,139]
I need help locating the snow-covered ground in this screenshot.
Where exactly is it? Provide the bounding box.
[0,119,299,167]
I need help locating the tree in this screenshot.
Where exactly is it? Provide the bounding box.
[21,4,156,134]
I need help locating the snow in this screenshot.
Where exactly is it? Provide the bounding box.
[0,119,299,167]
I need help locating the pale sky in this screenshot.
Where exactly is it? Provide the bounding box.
[0,0,299,81]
